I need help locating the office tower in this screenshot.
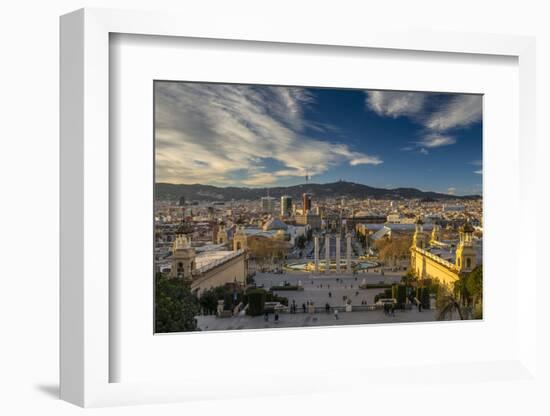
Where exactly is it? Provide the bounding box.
[280,195,292,217]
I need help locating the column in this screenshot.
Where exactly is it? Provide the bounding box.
[335,235,341,274]
[325,234,331,273]
[346,233,352,273]
[314,235,319,273]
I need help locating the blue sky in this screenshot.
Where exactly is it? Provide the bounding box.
[155,82,482,196]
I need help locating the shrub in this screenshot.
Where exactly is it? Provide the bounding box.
[416,287,431,309]
[391,284,407,307]
[269,285,302,291]
[223,293,234,310]
[363,283,391,289]
[266,291,289,306]
[246,288,267,316]
[421,288,431,309]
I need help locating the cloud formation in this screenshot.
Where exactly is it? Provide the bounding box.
[365,91,482,150]
[469,160,483,175]
[366,91,426,119]
[425,95,483,132]
[418,134,457,148]
[156,82,382,186]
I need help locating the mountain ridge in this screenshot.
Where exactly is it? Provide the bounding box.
[155,181,481,202]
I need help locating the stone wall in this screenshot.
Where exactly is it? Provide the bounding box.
[191,252,247,296]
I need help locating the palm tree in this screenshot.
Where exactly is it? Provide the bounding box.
[436,294,465,320]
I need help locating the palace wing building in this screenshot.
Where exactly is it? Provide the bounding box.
[410,219,480,286]
[168,222,247,296]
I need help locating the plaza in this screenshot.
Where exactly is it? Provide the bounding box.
[195,270,437,331]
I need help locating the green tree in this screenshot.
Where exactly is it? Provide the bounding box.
[466,266,483,319]
[199,286,226,315]
[155,273,200,333]
[246,288,267,316]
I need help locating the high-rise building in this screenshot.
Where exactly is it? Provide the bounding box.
[280,195,293,217]
[302,193,312,213]
[261,196,275,213]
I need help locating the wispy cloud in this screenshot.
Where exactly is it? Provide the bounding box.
[469,160,483,174]
[349,155,384,166]
[425,95,482,132]
[155,82,382,186]
[365,91,482,152]
[366,91,426,119]
[447,187,457,195]
[417,134,456,148]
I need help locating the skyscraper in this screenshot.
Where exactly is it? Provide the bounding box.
[280,195,292,217]
[261,196,275,213]
[302,193,312,214]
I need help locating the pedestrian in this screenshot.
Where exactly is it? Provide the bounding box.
[334,308,339,320]
[264,311,269,321]
[274,312,279,322]
[325,303,330,313]
[302,303,306,313]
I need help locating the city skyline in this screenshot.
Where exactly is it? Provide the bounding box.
[155,82,482,196]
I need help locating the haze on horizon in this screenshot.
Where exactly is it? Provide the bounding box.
[155,82,483,197]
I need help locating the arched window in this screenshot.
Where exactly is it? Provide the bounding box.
[236,242,241,250]
[466,258,471,269]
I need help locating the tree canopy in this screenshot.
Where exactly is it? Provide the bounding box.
[155,273,200,333]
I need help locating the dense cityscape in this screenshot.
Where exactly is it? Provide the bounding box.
[155,183,483,332]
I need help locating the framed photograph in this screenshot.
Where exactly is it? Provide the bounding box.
[60,8,537,407]
[153,80,483,333]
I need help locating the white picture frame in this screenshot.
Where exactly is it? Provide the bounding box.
[60,8,537,407]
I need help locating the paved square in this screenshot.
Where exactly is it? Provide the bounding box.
[196,270,437,331]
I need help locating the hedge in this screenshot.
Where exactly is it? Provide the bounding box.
[391,284,407,307]
[246,288,267,316]
[269,285,303,291]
